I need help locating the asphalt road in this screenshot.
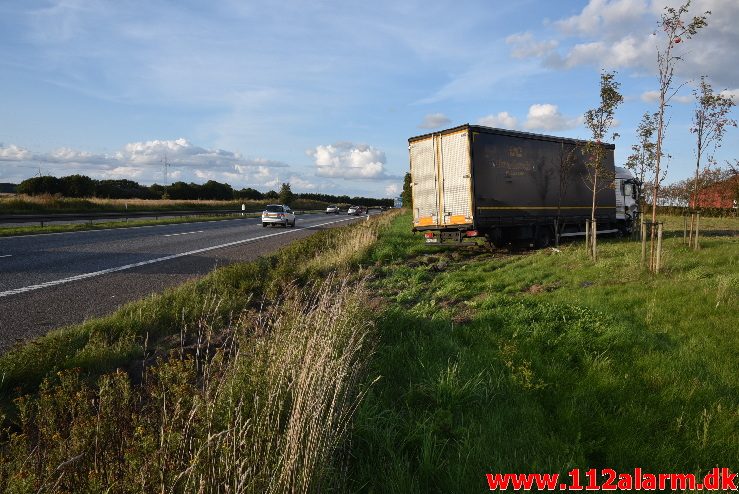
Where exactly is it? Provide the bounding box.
[0,212,366,352]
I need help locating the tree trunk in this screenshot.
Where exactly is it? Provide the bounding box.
[692,146,702,210]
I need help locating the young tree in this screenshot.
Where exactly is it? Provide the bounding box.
[690,76,736,209]
[650,1,709,224]
[555,142,577,245]
[583,70,623,258]
[626,111,658,186]
[401,172,413,209]
[278,182,294,205]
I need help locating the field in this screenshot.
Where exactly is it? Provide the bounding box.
[0,211,736,492]
[348,212,738,491]
[0,194,334,214]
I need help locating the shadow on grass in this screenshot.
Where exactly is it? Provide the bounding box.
[347,286,737,492]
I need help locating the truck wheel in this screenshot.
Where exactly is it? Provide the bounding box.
[262,222,267,227]
[534,227,553,249]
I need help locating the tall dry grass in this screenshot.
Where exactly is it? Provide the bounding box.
[301,209,400,274]
[0,276,374,493]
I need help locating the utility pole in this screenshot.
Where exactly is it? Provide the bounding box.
[161,152,170,186]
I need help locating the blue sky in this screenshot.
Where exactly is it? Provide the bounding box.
[1,0,737,198]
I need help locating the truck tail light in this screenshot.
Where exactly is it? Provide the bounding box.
[466,230,478,237]
[424,232,434,239]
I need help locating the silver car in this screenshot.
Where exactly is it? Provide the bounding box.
[262,204,296,227]
[325,205,340,214]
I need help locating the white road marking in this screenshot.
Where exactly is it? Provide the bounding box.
[0,216,259,240]
[0,254,12,258]
[0,216,356,298]
[163,230,204,237]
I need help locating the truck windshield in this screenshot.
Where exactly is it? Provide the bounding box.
[624,184,633,198]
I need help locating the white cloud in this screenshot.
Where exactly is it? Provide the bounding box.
[0,139,289,188]
[309,142,389,180]
[114,138,284,168]
[506,32,558,59]
[418,113,451,129]
[720,88,739,103]
[0,144,33,161]
[640,90,692,103]
[478,112,519,129]
[523,104,581,131]
[641,90,660,103]
[287,175,316,190]
[385,183,400,196]
[506,0,739,89]
[555,0,650,36]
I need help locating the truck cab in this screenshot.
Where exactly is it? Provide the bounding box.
[614,166,641,233]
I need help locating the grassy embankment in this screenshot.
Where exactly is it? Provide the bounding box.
[348,212,738,491]
[0,211,399,492]
[0,210,736,492]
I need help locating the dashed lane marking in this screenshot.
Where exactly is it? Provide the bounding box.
[0,216,356,298]
[163,230,204,237]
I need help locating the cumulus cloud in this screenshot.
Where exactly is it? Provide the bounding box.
[418,113,452,129]
[308,142,389,180]
[555,0,650,36]
[506,0,739,88]
[0,144,33,161]
[523,104,581,131]
[113,138,288,168]
[0,139,289,189]
[385,183,400,197]
[478,112,519,129]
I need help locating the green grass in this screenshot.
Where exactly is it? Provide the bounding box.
[0,210,736,492]
[348,212,738,492]
[0,212,399,493]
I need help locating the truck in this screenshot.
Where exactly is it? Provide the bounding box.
[409,124,640,247]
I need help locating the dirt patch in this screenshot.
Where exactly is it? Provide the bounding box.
[451,308,475,325]
[524,281,562,294]
[364,295,387,313]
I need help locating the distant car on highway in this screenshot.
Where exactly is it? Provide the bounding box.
[347,206,366,216]
[262,204,296,227]
[325,205,340,214]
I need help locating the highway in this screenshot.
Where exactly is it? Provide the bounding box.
[0,212,365,352]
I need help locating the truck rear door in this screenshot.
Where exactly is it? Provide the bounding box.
[410,136,438,227]
[410,129,473,229]
[438,130,473,227]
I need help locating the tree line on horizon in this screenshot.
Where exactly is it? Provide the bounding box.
[12,174,393,207]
